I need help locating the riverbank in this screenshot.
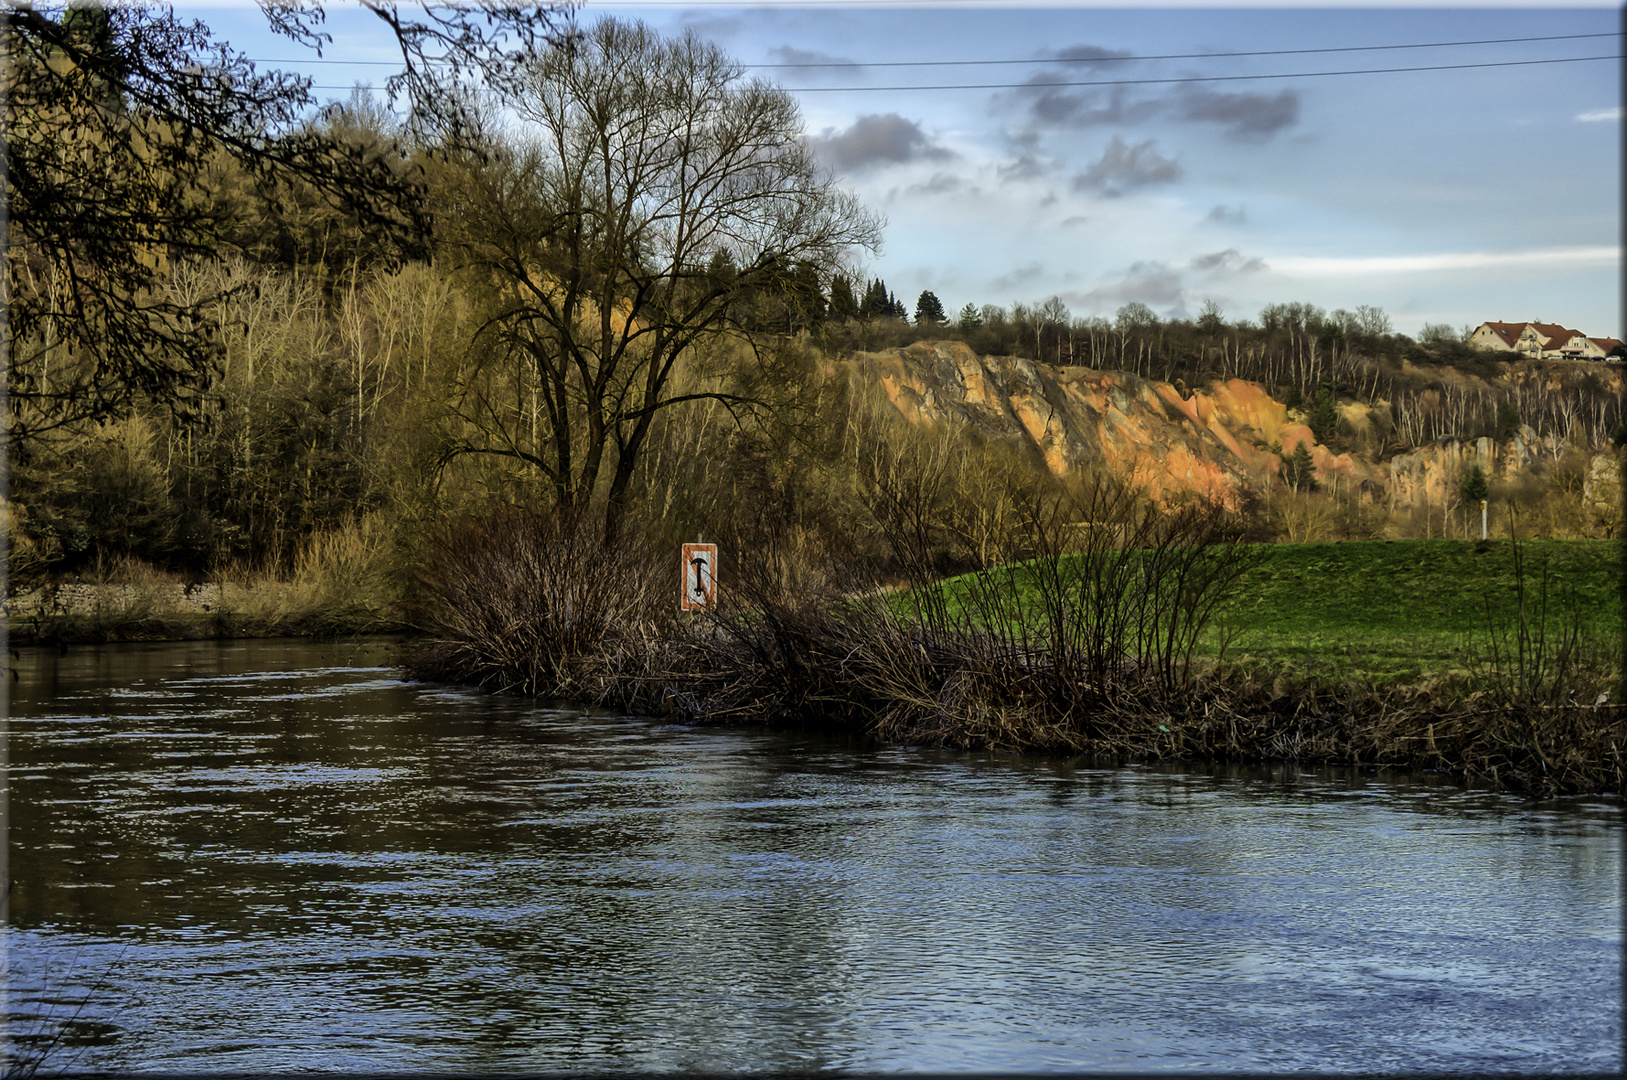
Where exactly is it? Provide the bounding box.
[402,522,1624,798]
[13,535,1620,797]
[5,580,406,645]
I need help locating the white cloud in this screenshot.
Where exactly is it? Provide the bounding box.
[1269,246,1620,277]
[1575,107,1623,123]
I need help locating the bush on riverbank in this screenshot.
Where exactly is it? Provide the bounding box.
[404,506,673,699]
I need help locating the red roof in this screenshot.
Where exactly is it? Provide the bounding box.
[1475,321,1524,348]
[1591,337,1622,352]
[1528,323,1580,346]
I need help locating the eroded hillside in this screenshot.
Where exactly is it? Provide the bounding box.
[841,340,1621,529]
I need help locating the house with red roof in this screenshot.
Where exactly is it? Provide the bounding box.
[1467,320,1614,359]
[1467,321,1525,352]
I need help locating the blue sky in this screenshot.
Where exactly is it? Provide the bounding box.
[190,2,1622,339]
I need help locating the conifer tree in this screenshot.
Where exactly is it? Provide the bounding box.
[1460,463,1489,504]
[829,275,859,320]
[1282,441,1316,492]
[859,278,888,318]
[1308,387,1339,444]
[915,290,946,325]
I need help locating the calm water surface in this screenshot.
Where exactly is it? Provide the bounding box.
[4,638,1621,1073]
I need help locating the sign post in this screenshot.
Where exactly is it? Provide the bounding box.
[680,542,718,611]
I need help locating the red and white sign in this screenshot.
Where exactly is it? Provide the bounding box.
[680,542,718,611]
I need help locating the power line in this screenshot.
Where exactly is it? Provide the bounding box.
[754,32,1619,68]
[780,53,1623,92]
[304,53,1621,93]
[250,31,1616,70]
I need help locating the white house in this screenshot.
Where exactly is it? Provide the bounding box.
[1467,320,1605,359]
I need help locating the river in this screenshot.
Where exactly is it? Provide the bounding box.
[5,637,1621,1073]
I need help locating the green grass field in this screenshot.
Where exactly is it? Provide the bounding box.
[927,538,1621,686]
[1209,539,1622,683]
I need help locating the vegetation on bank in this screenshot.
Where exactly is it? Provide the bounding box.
[400,481,1623,799]
[6,525,408,645]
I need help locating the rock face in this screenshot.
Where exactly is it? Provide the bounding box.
[841,341,1620,515]
[845,341,1374,506]
[1584,451,1623,525]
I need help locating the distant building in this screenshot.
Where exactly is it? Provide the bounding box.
[1467,320,1615,360]
[1467,321,1524,352]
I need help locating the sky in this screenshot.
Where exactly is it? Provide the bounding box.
[187,2,1623,339]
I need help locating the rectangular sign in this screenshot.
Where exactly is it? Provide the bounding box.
[680,542,718,611]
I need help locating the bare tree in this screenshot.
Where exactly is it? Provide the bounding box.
[438,18,882,542]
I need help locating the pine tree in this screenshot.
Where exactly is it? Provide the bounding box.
[786,260,826,330]
[829,275,859,320]
[1460,463,1489,504]
[859,278,888,319]
[1496,399,1520,439]
[1308,387,1339,444]
[915,290,946,325]
[958,303,983,330]
[1282,441,1316,492]
[888,291,907,319]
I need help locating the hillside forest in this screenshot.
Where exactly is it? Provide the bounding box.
[6,6,1624,611]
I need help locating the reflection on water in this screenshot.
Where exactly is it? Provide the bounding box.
[6,638,1622,1073]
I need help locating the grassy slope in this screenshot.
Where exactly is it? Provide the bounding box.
[1210,539,1622,683]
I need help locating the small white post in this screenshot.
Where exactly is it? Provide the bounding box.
[1480,499,1488,540]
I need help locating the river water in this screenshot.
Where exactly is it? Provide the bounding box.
[4,637,1621,1074]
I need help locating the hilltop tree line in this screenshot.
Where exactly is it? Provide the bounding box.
[808,285,1623,456]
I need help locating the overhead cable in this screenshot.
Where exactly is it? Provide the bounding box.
[777,54,1622,93]
[303,53,1622,93]
[248,31,1616,70]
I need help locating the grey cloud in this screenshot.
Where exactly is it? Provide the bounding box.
[770,45,860,67]
[1005,128,1043,152]
[1073,137,1181,196]
[768,45,863,82]
[996,52,1300,141]
[905,172,968,197]
[1065,261,1187,317]
[998,152,1052,182]
[1175,86,1300,140]
[1206,204,1246,225]
[674,11,748,40]
[809,113,954,172]
[1049,43,1135,65]
[1014,45,1142,128]
[1018,81,1159,129]
[1189,248,1265,274]
[992,261,1046,291]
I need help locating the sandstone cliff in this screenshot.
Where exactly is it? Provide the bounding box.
[840,340,1621,518]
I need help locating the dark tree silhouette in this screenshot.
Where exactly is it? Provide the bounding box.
[829,275,859,320]
[914,290,946,325]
